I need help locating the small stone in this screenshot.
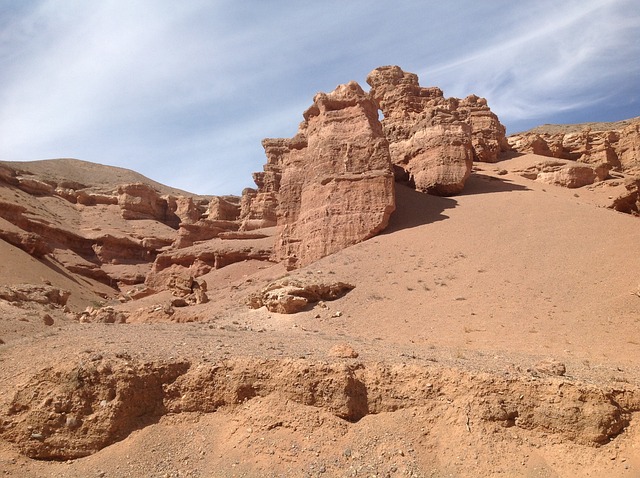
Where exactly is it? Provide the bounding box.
[171,298,189,308]
[329,343,358,358]
[332,311,343,318]
[533,359,566,376]
[65,415,79,429]
[42,314,54,326]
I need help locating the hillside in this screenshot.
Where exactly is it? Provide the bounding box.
[0,154,638,476]
[0,158,204,197]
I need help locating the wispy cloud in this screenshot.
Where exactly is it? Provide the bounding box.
[0,0,638,194]
[424,0,640,130]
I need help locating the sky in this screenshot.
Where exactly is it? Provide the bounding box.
[0,0,638,196]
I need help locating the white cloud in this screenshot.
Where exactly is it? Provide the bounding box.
[0,0,638,193]
[424,0,640,128]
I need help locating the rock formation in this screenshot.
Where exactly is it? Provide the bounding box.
[508,117,640,175]
[0,284,70,307]
[145,236,274,289]
[243,81,396,269]
[248,278,355,314]
[240,66,509,268]
[367,65,508,195]
[610,177,640,214]
[519,159,611,188]
[0,160,274,300]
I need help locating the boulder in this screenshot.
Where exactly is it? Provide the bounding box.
[610,177,640,214]
[165,275,208,305]
[0,284,70,307]
[248,278,355,314]
[79,306,128,324]
[533,359,566,377]
[328,343,359,358]
[519,160,610,188]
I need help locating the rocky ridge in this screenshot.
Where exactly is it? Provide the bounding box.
[0,159,277,307]
[508,117,640,213]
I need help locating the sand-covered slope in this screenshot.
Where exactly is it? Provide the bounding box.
[1,153,639,477]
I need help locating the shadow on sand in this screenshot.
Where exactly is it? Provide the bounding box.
[385,184,457,233]
[458,172,530,196]
[385,173,530,233]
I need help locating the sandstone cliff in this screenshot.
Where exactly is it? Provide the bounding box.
[248,81,396,269]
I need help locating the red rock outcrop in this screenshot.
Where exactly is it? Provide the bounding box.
[245,81,396,269]
[145,236,275,289]
[367,66,507,195]
[206,196,241,221]
[519,159,611,188]
[165,275,209,306]
[458,94,510,163]
[0,160,265,297]
[0,284,70,307]
[617,121,640,173]
[610,177,640,214]
[240,186,278,231]
[173,219,239,249]
[248,278,355,314]
[117,183,171,222]
[508,117,640,175]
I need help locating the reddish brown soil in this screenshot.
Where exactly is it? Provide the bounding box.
[1,154,639,477]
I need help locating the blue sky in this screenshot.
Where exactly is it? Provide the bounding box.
[0,0,638,195]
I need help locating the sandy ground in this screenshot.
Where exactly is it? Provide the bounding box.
[0,154,639,477]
